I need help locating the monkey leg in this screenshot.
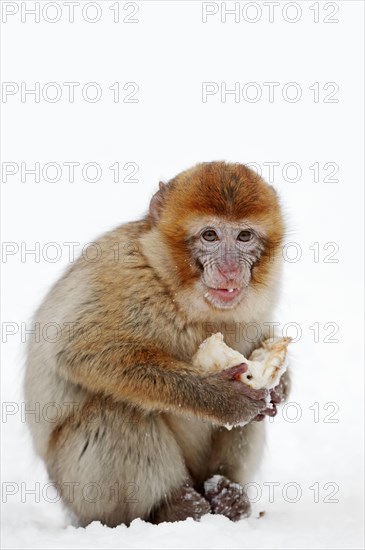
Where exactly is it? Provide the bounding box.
[46,397,205,527]
[203,422,266,520]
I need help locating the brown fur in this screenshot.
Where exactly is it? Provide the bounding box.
[24,162,288,527]
[156,162,284,288]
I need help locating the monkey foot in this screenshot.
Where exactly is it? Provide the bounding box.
[203,475,251,521]
[151,483,211,524]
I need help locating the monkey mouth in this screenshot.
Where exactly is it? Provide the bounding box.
[205,287,241,304]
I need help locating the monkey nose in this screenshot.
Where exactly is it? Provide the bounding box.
[218,263,240,278]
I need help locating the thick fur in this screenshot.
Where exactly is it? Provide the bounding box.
[24,162,287,526]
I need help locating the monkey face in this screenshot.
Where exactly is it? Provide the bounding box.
[190,220,266,309]
[148,162,284,314]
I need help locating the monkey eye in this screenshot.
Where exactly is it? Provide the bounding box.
[202,229,219,242]
[237,230,252,242]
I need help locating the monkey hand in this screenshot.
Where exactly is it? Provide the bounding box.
[205,363,269,426]
[270,368,291,404]
[253,368,291,422]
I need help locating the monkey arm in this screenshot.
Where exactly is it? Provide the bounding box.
[56,340,267,426]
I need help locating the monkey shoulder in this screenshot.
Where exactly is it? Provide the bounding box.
[67,221,184,336]
[92,220,173,298]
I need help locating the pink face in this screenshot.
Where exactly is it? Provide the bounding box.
[189,220,266,310]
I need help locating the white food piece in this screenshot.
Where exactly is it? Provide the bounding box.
[192,332,291,390]
[240,337,291,390]
[192,332,245,374]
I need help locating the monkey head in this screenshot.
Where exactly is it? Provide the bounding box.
[145,161,284,315]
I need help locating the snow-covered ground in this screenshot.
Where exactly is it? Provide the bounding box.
[1,1,364,548]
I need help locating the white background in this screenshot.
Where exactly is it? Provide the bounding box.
[1,1,364,548]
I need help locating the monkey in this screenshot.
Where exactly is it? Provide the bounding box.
[24,161,290,527]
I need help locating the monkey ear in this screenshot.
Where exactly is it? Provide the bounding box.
[149,181,167,224]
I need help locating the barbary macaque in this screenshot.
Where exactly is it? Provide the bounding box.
[25,161,290,527]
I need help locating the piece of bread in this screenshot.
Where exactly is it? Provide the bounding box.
[192,333,291,390]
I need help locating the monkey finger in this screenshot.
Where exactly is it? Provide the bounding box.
[220,363,248,380]
[238,384,268,401]
[263,404,277,417]
[270,389,282,404]
[252,404,277,422]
